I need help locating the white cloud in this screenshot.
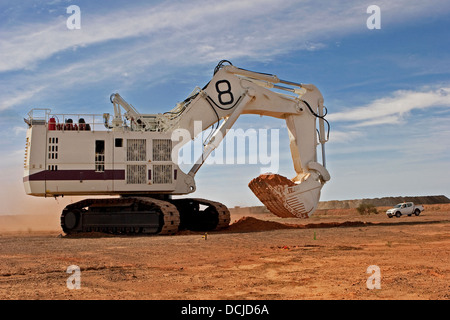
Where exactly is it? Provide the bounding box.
[0,0,288,72]
[329,130,363,143]
[351,115,401,127]
[1,0,450,114]
[328,87,450,126]
[0,86,46,111]
[2,0,450,73]
[13,126,27,136]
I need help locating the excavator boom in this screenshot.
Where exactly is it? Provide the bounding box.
[169,61,331,218]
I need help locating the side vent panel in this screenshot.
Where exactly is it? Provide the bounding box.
[152,139,172,161]
[153,164,172,184]
[127,139,146,161]
[126,165,147,184]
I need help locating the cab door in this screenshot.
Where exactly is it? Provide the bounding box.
[406,203,413,215]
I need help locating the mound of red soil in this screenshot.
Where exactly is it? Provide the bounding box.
[225,216,369,233]
[226,216,296,233]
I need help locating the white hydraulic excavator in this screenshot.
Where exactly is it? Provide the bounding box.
[23,60,330,235]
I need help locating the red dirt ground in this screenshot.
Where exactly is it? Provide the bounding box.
[0,204,449,300]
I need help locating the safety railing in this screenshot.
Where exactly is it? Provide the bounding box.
[27,108,110,132]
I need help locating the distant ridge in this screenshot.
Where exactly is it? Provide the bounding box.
[317,195,450,210]
[232,195,450,212]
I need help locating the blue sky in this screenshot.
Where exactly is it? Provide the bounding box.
[1,0,449,214]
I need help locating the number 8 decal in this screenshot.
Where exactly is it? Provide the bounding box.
[215,80,234,105]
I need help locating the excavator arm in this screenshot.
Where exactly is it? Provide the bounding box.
[170,61,331,218]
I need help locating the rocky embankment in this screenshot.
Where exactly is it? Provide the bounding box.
[317,195,450,210]
[233,195,450,213]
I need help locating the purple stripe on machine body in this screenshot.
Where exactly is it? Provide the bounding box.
[23,170,126,182]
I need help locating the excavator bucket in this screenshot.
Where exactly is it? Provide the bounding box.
[248,173,322,218]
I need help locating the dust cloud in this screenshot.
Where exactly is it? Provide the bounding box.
[0,185,83,232]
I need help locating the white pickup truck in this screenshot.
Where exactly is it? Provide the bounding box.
[386,202,424,218]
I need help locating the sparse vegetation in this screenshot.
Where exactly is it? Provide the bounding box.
[357,203,379,215]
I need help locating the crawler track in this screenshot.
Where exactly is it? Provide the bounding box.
[170,198,230,232]
[60,197,230,235]
[189,198,231,231]
[60,197,180,235]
